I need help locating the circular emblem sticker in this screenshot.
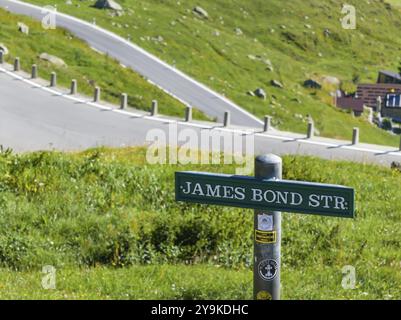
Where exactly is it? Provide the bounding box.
[258,259,278,281]
[256,291,272,300]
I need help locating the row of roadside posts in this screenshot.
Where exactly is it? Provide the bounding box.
[1,53,391,147]
[175,154,355,300]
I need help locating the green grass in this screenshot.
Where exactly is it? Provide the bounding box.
[0,7,210,121]
[0,146,400,299]
[0,265,252,299]
[20,0,401,146]
[386,0,401,9]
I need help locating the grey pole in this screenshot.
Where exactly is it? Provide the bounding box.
[352,127,359,145]
[185,106,192,122]
[254,154,282,301]
[224,111,230,127]
[50,72,57,87]
[31,64,37,79]
[399,135,401,151]
[14,57,20,71]
[70,79,77,95]
[263,116,271,132]
[307,121,314,139]
[0,51,4,64]
[120,93,128,109]
[151,100,158,116]
[94,87,101,102]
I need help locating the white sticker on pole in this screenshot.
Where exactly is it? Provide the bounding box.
[258,214,273,231]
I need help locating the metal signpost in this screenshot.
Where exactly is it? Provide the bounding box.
[175,154,355,300]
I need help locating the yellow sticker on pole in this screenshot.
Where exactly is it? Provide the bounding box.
[256,290,272,300]
[255,230,276,244]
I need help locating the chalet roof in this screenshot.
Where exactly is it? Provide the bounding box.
[379,70,401,81]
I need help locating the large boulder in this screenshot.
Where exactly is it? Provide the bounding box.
[322,76,340,86]
[39,53,67,67]
[193,6,209,19]
[94,0,123,11]
[0,43,9,55]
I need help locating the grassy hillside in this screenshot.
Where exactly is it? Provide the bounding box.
[0,7,209,120]
[387,0,401,9]
[22,0,401,146]
[0,146,400,299]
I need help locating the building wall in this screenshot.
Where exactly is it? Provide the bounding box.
[356,84,401,110]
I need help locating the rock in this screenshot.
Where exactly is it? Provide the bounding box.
[271,80,284,88]
[94,0,123,11]
[234,27,243,35]
[247,91,255,97]
[213,30,220,36]
[294,113,303,120]
[391,162,401,171]
[65,0,72,5]
[303,79,322,89]
[39,53,67,67]
[193,6,208,19]
[254,88,267,99]
[263,59,273,68]
[0,43,8,55]
[293,98,302,104]
[17,22,29,35]
[323,28,331,37]
[266,65,274,72]
[304,24,312,29]
[322,76,340,86]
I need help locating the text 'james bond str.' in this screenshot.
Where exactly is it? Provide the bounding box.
[175,172,355,218]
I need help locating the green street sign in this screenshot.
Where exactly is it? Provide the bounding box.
[175,172,355,218]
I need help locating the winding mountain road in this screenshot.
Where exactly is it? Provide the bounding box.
[0,0,263,127]
[1,63,400,168]
[0,0,400,166]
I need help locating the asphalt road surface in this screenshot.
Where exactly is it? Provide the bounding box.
[1,66,401,168]
[0,0,263,127]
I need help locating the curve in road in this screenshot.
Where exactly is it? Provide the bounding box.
[0,0,263,128]
[1,64,400,168]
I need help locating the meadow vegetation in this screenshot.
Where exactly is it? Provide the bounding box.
[0,146,399,299]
